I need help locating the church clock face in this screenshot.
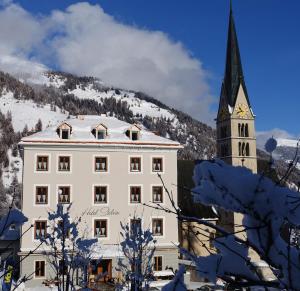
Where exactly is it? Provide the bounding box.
[236,103,249,118]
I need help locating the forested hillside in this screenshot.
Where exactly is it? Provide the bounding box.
[0,70,216,212]
[0,70,298,214]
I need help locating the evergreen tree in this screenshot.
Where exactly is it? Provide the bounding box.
[22,124,29,137]
[35,118,43,132]
[12,145,18,157]
[3,151,9,168]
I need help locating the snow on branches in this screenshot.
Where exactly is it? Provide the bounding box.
[0,208,27,239]
[191,158,300,289]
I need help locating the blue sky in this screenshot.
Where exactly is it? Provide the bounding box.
[2,0,300,138]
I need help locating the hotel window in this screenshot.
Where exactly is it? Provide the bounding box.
[94,219,107,238]
[61,129,69,139]
[35,261,45,277]
[58,220,70,238]
[95,157,108,172]
[130,157,141,172]
[94,186,107,204]
[153,256,163,271]
[36,156,49,171]
[152,186,163,203]
[97,130,106,140]
[130,218,141,235]
[130,186,141,203]
[152,219,163,236]
[152,158,163,172]
[34,220,47,239]
[58,186,71,204]
[131,131,139,141]
[125,127,140,141]
[57,123,72,139]
[35,186,48,205]
[58,156,70,171]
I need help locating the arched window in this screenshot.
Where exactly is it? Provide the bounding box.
[241,124,245,137]
[238,142,242,156]
[245,124,249,137]
[246,143,250,156]
[242,142,246,156]
[238,124,241,137]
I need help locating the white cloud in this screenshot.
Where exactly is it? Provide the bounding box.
[0,4,44,55]
[0,2,215,123]
[256,128,296,150]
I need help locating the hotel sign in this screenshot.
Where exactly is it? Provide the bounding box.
[81,207,120,217]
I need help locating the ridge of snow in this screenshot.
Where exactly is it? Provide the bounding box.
[25,71,178,122]
[0,92,68,132]
[276,138,299,148]
[69,84,177,121]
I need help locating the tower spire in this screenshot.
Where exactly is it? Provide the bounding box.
[223,0,250,108]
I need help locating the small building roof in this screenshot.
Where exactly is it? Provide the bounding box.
[20,115,182,149]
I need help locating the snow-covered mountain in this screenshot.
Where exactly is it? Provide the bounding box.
[272,138,300,170]
[276,138,299,149]
[0,70,216,193]
[0,70,299,213]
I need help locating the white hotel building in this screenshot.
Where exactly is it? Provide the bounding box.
[19,115,182,287]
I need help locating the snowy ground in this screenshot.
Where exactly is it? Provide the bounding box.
[69,84,177,121]
[0,91,68,187]
[0,92,68,132]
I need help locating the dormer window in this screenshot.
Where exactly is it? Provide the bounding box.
[61,129,69,139]
[57,123,72,140]
[132,131,139,141]
[126,125,141,141]
[92,123,107,140]
[97,130,106,140]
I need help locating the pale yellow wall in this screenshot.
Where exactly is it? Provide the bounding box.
[21,145,179,251]
[180,221,217,257]
[217,84,257,173]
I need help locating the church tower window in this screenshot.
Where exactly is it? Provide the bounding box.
[245,124,249,137]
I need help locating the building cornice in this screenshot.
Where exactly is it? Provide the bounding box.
[19,140,183,150]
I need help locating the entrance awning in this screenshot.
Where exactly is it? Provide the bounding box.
[91,244,124,259]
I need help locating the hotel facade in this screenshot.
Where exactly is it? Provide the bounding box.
[19,115,182,287]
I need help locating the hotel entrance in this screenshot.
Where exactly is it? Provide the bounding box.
[89,259,112,285]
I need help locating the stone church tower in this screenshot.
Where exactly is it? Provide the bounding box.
[217,3,257,174]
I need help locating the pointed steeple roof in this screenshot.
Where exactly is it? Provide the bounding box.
[222,1,250,108]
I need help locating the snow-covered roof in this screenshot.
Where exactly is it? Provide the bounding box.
[20,115,182,149]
